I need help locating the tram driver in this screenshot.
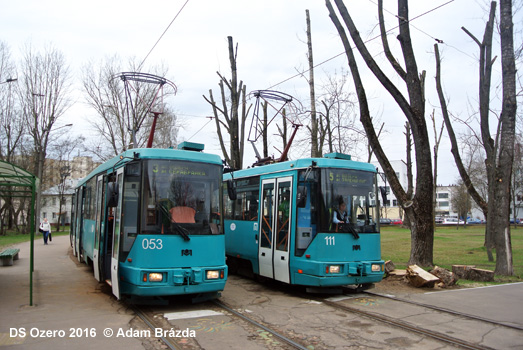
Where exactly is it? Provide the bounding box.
[333,201,349,225]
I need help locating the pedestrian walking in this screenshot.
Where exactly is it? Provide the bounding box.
[39,218,51,245]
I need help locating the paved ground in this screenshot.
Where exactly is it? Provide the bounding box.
[406,282,523,328]
[0,235,144,350]
[1,234,522,349]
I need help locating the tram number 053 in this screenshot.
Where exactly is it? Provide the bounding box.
[142,238,163,250]
[325,236,336,246]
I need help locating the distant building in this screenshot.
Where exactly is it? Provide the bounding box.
[40,156,100,226]
[372,161,490,222]
[41,179,76,226]
[372,160,408,220]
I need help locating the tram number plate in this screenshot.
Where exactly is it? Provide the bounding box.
[142,238,163,250]
[325,236,336,246]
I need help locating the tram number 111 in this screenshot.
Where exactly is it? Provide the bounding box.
[325,236,336,246]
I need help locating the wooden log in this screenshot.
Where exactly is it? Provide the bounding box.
[468,268,494,282]
[430,266,458,287]
[452,265,475,279]
[384,260,396,275]
[386,269,407,281]
[406,265,440,288]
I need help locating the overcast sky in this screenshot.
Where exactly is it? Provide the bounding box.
[1,0,509,185]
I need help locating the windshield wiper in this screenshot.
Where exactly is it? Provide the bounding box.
[171,223,191,241]
[157,204,191,241]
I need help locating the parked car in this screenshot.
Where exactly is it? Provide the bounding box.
[509,218,521,224]
[380,218,392,225]
[442,217,464,225]
[467,218,484,224]
[390,219,403,225]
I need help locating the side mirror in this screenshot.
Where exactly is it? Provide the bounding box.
[297,185,307,208]
[107,182,119,207]
[227,180,237,201]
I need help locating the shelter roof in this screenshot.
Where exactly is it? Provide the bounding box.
[0,160,39,198]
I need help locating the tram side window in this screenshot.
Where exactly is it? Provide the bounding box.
[84,178,97,220]
[121,175,140,254]
[224,177,260,221]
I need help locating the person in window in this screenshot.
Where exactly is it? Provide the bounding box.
[333,201,349,224]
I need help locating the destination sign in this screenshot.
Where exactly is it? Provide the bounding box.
[149,161,213,177]
[328,170,372,185]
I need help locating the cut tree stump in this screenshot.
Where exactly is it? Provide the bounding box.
[452,265,494,281]
[468,268,494,282]
[384,260,396,275]
[452,265,475,279]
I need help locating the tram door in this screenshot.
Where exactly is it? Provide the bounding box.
[110,168,124,299]
[259,177,292,283]
[93,175,104,282]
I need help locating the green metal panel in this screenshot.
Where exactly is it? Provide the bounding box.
[0,160,38,306]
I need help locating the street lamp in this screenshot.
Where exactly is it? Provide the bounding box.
[0,78,17,85]
[53,123,73,131]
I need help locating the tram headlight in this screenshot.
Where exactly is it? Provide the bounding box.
[328,265,341,274]
[206,270,220,279]
[148,273,163,282]
[371,264,382,272]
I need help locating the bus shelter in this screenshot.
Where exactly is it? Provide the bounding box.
[0,160,38,306]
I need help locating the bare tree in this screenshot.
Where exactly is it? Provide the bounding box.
[305,10,321,158]
[451,180,472,226]
[0,42,23,163]
[318,69,361,156]
[326,0,435,266]
[0,42,24,233]
[431,110,445,224]
[82,56,178,160]
[204,36,250,170]
[18,44,73,226]
[150,107,179,149]
[435,0,517,275]
[48,135,84,231]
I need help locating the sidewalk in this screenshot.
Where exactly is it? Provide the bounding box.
[0,235,144,349]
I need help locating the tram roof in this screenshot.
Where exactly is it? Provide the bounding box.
[224,156,376,180]
[76,147,222,187]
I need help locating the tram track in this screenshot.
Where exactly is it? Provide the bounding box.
[132,300,310,350]
[363,290,523,331]
[132,305,185,350]
[211,299,309,350]
[316,293,497,350]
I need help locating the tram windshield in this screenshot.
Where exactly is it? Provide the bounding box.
[320,168,378,234]
[141,160,222,235]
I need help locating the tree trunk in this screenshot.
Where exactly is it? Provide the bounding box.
[327,0,434,267]
[306,10,320,157]
[492,0,516,275]
[204,36,249,170]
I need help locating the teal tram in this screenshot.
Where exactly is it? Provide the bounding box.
[70,142,227,300]
[223,152,384,290]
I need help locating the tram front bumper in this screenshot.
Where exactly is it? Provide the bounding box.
[292,261,384,287]
[119,266,228,297]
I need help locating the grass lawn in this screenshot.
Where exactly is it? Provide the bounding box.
[0,228,70,250]
[381,224,523,284]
